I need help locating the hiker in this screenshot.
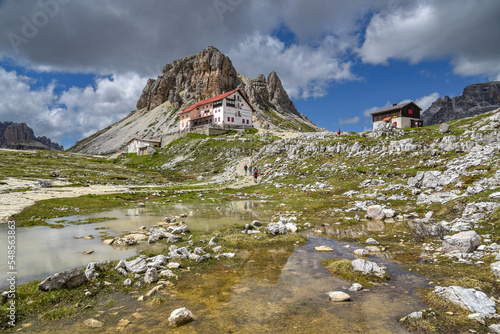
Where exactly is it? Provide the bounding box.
[253,168,259,183]
[249,165,253,175]
[244,164,248,176]
[338,129,341,136]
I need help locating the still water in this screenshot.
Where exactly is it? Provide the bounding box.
[0,200,262,289]
[23,237,428,333]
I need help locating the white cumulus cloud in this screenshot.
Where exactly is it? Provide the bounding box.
[228,33,357,99]
[357,1,500,78]
[0,68,146,147]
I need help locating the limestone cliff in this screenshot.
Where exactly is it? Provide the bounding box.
[70,46,319,154]
[136,46,316,131]
[422,81,500,125]
[0,121,63,151]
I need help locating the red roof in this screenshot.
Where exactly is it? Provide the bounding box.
[382,117,392,121]
[179,89,253,115]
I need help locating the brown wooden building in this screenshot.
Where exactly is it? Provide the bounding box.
[371,102,423,130]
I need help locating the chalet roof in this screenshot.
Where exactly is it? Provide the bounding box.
[370,101,421,116]
[179,88,255,115]
[126,137,161,144]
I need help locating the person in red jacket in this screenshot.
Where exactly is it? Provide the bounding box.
[253,168,259,183]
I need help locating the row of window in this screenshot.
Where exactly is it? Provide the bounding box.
[214,117,250,125]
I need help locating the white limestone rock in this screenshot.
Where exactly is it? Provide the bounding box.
[434,286,496,315]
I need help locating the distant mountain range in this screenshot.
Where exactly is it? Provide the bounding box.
[422,81,500,125]
[0,121,63,151]
[69,46,320,155]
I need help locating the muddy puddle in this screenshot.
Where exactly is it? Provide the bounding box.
[22,237,429,334]
[0,201,263,288]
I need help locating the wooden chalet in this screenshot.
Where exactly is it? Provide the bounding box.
[371,102,423,130]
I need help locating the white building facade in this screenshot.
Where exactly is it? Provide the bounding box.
[126,138,161,155]
[179,89,254,130]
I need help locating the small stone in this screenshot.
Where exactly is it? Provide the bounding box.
[167,262,181,269]
[81,250,94,255]
[132,312,144,319]
[84,318,103,328]
[349,283,363,292]
[489,324,500,334]
[315,246,334,252]
[328,291,351,302]
[366,238,379,245]
[168,307,195,326]
[354,249,370,257]
[365,246,381,252]
[117,319,130,327]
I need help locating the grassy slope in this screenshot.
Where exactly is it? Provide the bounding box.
[1,110,500,332]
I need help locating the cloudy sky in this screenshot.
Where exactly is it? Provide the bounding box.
[0,0,499,148]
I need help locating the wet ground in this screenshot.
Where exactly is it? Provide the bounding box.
[20,237,429,333]
[0,201,263,288]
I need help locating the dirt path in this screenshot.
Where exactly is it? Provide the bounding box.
[0,155,258,222]
[0,178,129,222]
[228,156,255,189]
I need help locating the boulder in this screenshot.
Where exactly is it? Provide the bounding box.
[267,222,287,235]
[168,307,195,326]
[434,286,496,315]
[85,262,102,280]
[491,262,500,278]
[125,258,148,274]
[439,123,451,134]
[351,259,386,278]
[170,225,189,234]
[251,220,263,227]
[328,291,351,302]
[366,205,385,220]
[38,268,87,291]
[147,255,167,268]
[143,268,160,284]
[167,262,181,269]
[490,324,500,334]
[208,237,218,246]
[285,222,298,233]
[160,269,178,279]
[196,254,211,263]
[442,231,481,253]
[365,237,379,245]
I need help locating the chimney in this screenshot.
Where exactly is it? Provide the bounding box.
[393,102,397,106]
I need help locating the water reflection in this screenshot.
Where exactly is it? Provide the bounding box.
[0,201,263,289]
[23,237,428,333]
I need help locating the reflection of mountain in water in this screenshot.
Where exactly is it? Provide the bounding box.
[171,237,428,333]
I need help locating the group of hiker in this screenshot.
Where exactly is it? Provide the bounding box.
[243,164,259,183]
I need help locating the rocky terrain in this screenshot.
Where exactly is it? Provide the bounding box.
[422,81,500,126]
[0,121,63,151]
[69,47,319,155]
[2,109,500,333]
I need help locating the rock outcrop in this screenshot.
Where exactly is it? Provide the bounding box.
[422,81,500,126]
[136,46,316,131]
[0,121,63,151]
[70,46,319,154]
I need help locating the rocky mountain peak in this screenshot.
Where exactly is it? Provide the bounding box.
[136,46,241,111]
[422,81,500,126]
[135,46,317,130]
[0,121,63,151]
